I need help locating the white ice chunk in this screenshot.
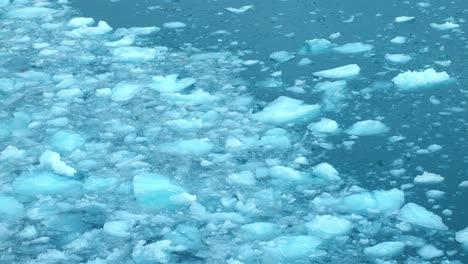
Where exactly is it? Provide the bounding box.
[333,42,373,54]
[133,173,186,209]
[68,21,113,38]
[112,47,158,63]
[0,195,24,220]
[111,82,142,102]
[227,171,256,186]
[313,64,360,79]
[159,138,213,155]
[430,22,460,30]
[240,222,279,241]
[341,188,405,215]
[163,22,186,29]
[252,96,321,125]
[6,7,56,19]
[385,54,411,64]
[0,145,25,160]
[269,51,295,63]
[312,162,341,181]
[364,242,405,258]
[269,166,304,181]
[12,171,82,196]
[150,74,196,93]
[105,36,135,47]
[301,39,332,54]
[161,90,218,105]
[390,36,407,44]
[39,150,76,177]
[417,244,444,259]
[0,0,9,7]
[132,240,181,264]
[164,118,203,131]
[346,120,389,136]
[395,16,415,23]
[225,5,254,14]
[414,171,444,185]
[307,118,339,134]
[392,69,450,90]
[456,227,468,247]
[306,215,352,238]
[67,17,95,28]
[104,221,131,238]
[263,236,322,262]
[50,131,85,152]
[398,203,448,230]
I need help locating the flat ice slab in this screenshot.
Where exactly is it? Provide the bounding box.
[333,42,373,54]
[346,120,389,136]
[313,64,361,79]
[252,96,321,125]
[397,203,448,230]
[392,69,450,90]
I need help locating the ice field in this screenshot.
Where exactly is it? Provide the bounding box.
[0,0,467,263]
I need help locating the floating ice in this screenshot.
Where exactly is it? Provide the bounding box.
[269,51,295,63]
[39,150,76,176]
[392,68,450,90]
[225,5,254,14]
[456,227,468,248]
[333,42,373,54]
[305,215,352,238]
[67,17,95,28]
[263,236,323,262]
[346,120,389,136]
[0,145,25,160]
[133,173,187,209]
[103,221,131,238]
[312,162,341,181]
[163,22,186,29]
[301,39,332,54]
[161,90,218,105]
[68,21,113,38]
[252,96,321,125]
[111,82,142,102]
[417,244,444,259]
[390,36,407,44]
[50,130,85,153]
[12,171,82,197]
[132,240,182,264]
[0,195,24,220]
[307,118,339,134]
[150,74,196,93]
[240,222,279,241]
[269,166,304,181]
[159,138,213,155]
[341,188,405,215]
[414,171,444,184]
[395,16,415,23]
[430,22,460,30]
[364,242,405,258]
[227,171,256,186]
[6,7,56,19]
[112,47,158,63]
[313,64,361,79]
[385,54,412,63]
[397,203,448,230]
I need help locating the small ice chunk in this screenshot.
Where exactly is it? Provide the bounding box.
[12,171,82,196]
[397,203,448,230]
[385,54,411,64]
[392,69,450,90]
[312,162,341,181]
[430,22,460,30]
[50,131,85,152]
[305,215,352,238]
[341,188,405,215]
[132,240,179,264]
[417,244,444,259]
[301,39,332,54]
[263,236,322,262]
[240,222,279,241]
[456,227,468,247]
[414,171,444,185]
[68,21,113,37]
[395,16,415,23]
[103,221,131,238]
[333,42,373,54]
[0,195,24,220]
[112,47,158,63]
[364,242,405,258]
[307,118,339,134]
[163,22,186,29]
[225,5,253,14]
[39,150,76,177]
[159,138,213,155]
[161,90,217,105]
[269,51,295,63]
[427,144,442,152]
[227,171,256,186]
[6,7,56,19]
[426,190,445,199]
[252,96,321,125]
[269,166,304,181]
[150,74,196,93]
[133,173,186,209]
[0,145,25,160]
[313,64,360,79]
[164,118,203,131]
[390,36,407,44]
[67,17,95,28]
[111,82,142,102]
[346,120,389,136]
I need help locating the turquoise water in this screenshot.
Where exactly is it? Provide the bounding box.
[0,0,467,263]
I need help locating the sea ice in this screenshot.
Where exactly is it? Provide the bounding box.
[50,130,85,153]
[346,120,390,136]
[333,42,373,54]
[364,242,405,258]
[414,171,444,184]
[430,22,460,30]
[252,96,321,125]
[0,195,24,219]
[225,5,254,14]
[39,150,76,176]
[305,215,353,238]
[6,7,56,19]
[150,74,196,93]
[307,118,339,134]
[313,64,361,79]
[397,203,448,230]
[263,236,323,262]
[133,173,187,209]
[269,51,295,63]
[312,162,341,181]
[392,69,450,90]
[111,82,142,102]
[385,54,412,63]
[159,138,213,155]
[341,188,405,215]
[12,171,82,196]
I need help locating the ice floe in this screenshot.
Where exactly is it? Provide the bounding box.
[397,203,448,230]
[313,64,361,79]
[392,68,450,90]
[346,120,390,136]
[252,96,321,125]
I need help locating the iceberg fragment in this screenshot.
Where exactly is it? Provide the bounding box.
[364,242,405,258]
[392,69,450,90]
[313,64,361,79]
[150,74,196,93]
[305,215,352,238]
[133,173,187,209]
[333,42,373,54]
[346,120,390,136]
[111,82,142,102]
[397,203,448,230]
[252,96,321,125]
[12,171,82,197]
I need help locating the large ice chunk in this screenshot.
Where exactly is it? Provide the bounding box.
[50,131,85,153]
[67,17,95,28]
[252,96,321,125]
[392,69,450,90]
[346,120,389,136]
[364,242,405,258]
[269,51,295,63]
[341,188,405,215]
[103,221,131,238]
[307,118,339,134]
[39,150,76,176]
[300,39,332,54]
[397,203,448,230]
[313,64,360,79]
[132,240,182,264]
[456,227,468,248]
[68,21,113,38]
[312,162,341,181]
[0,195,25,220]
[263,236,323,262]
[414,171,444,185]
[6,7,56,19]
[159,138,213,155]
[385,54,411,64]
[133,173,187,209]
[112,47,158,63]
[333,42,373,54]
[305,215,352,238]
[240,222,279,241]
[150,74,196,93]
[430,22,460,30]
[417,244,444,259]
[12,171,82,196]
[111,82,142,102]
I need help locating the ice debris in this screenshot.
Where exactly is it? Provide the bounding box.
[392,69,450,90]
[346,120,390,136]
[313,64,361,79]
[252,96,321,125]
[397,203,448,230]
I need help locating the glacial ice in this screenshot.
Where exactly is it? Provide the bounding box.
[159,138,213,155]
[240,222,279,241]
[397,203,448,230]
[417,244,444,259]
[312,162,341,181]
[456,227,468,248]
[333,42,374,54]
[5,7,56,19]
[392,69,450,90]
[430,22,460,30]
[363,242,405,258]
[150,74,196,93]
[67,17,95,28]
[50,130,85,153]
[300,39,332,54]
[262,236,323,262]
[0,195,25,219]
[12,171,82,197]
[225,5,254,14]
[395,16,415,23]
[307,118,339,134]
[346,120,390,136]
[252,96,321,125]
[385,54,412,63]
[305,215,353,238]
[111,82,142,102]
[39,150,77,176]
[163,22,187,29]
[414,171,445,185]
[112,46,159,62]
[341,188,405,215]
[133,173,187,209]
[269,51,295,63]
[313,64,361,79]
[103,221,132,238]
